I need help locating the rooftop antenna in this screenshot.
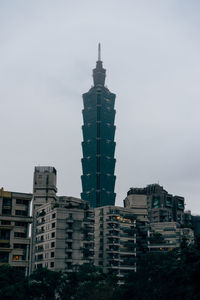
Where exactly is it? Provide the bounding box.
[98,43,101,61]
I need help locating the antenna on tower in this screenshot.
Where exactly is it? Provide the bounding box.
[98,43,101,61]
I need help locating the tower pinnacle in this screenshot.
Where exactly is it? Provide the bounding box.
[93,43,106,86]
[98,43,101,61]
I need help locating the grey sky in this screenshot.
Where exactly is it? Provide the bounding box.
[0,1,199,213]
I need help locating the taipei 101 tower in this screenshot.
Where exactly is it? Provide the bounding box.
[81,44,116,208]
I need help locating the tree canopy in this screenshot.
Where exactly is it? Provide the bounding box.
[1,237,200,299]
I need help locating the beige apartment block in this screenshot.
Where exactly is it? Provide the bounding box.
[33,196,94,272]
[0,188,32,274]
[148,222,194,252]
[31,166,58,272]
[123,194,148,222]
[94,206,137,278]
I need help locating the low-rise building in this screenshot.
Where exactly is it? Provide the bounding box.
[0,188,32,273]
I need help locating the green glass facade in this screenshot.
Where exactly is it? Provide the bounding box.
[81,52,116,207]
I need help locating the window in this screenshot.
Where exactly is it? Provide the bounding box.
[2,209,11,216]
[51,252,54,258]
[67,262,72,269]
[15,210,27,216]
[14,232,26,238]
[16,199,27,205]
[51,242,55,248]
[0,229,10,240]
[52,223,55,229]
[3,198,12,206]
[15,221,26,227]
[52,213,56,219]
[0,243,10,248]
[67,242,72,249]
[13,255,19,261]
[51,232,55,238]
[14,244,26,249]
[1,221,11,225]
[68,233,72,239]
[50,262,54,268]
[0,253,9,263]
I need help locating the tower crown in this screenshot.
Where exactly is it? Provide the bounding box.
[93,43,106,86]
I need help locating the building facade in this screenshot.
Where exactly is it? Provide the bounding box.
[31,166,57,272]
[127,184,185,224]
[0,188,32,274]
[125,184,194,252]
[81,45,116,207]
[94,206,136,279]
[33,196,94,272]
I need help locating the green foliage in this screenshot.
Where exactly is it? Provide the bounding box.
[119,240,200,300]
[29,267,62,300]
[1,244,200,300]
[0,265,29,300]
[58,264,118,300]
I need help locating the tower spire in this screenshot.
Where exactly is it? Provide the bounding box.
[93,43,106,86]
[98,43,101,61]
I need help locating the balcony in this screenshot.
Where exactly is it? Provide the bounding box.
[65,248,73,252]
[66,219,73,223]
[106,218,119,224]
[107,238,120,245]
[0,243,12,252]
[107,231,119,237]
[36,220,45,226]
[35,248,44,253]
[36,229,44,234]
[83,235,93,241]
[35,239,44,244]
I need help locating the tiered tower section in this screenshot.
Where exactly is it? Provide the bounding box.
[81,44,116,207]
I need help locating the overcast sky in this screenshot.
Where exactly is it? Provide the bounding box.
[0,0,200,213]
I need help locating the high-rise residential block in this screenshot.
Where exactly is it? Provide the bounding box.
[33,196,94,271]
[81,44,116,207]
[126,184,185,224]
[0,188,32,274]
[31,166,57,272]
[94,206,136,279]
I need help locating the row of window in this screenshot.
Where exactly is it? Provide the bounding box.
[13,255,25,261]
[14,232,27,238]
[36,231,55,242]
[0,221,27,227]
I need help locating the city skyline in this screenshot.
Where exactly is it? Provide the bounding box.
[0,1,200,213]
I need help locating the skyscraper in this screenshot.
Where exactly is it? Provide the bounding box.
[81,44,116,208]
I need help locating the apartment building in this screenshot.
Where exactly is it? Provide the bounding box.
[127,184,185,224]
[31,166,57,272]
[0,188,32,273]
[33,196,94,271]
[94,206,137,278]
[148,222,194,252]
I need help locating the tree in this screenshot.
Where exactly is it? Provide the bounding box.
[0,265,29,300]
[28,267,62,300]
